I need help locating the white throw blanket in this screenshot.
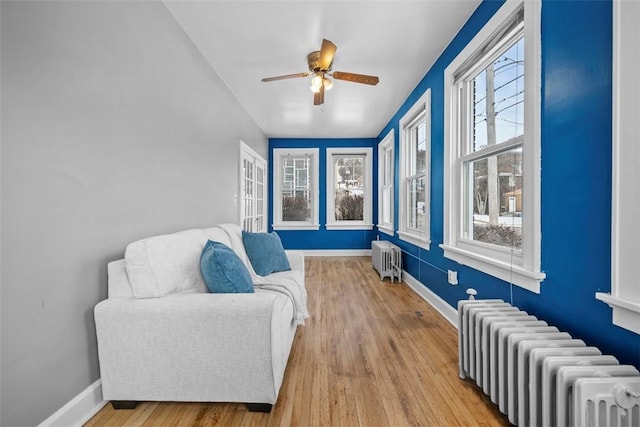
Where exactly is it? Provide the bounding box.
[253,276,309,326]
[217,224,309,325]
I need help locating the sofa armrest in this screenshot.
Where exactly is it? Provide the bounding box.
[95,292,295,403]
[285,250,305,275]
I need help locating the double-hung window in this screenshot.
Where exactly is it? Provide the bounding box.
[326,147,373,230]
[442,0,544,292]
[398,90,431,249]
[272,148,319,230]
[377,130,395,236]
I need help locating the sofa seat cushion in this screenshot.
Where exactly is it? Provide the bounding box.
[125,229,233,298]
[242,231,291,276]
[200,240,254,294]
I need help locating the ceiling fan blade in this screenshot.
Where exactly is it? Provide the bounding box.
[261,72,309,82]
[318,39,337,70]
[313,84,325,106]
[332,71,379,85]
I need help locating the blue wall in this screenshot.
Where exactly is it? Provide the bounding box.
[270,0,640,368]
[269,138,377,250]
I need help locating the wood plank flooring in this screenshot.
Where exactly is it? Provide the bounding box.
[86,257,509,426]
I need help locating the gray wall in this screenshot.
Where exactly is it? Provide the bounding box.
[0,1,267,425]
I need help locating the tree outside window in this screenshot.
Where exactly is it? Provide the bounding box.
[465,36,524,251]
[273,148,319,230]
[398,90,431,249]
[326,147,372,230]
[334,156,364,221]
[442,0,544,292]
[281,157,312,221]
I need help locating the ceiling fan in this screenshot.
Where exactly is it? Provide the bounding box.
[261,39,379,106]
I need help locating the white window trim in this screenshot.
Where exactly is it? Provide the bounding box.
[326,147,373,230]
[398,90,431,250]
[272,148,319,230]
[596,0,640,334]
[441,0,544,293]
[377,129,395,236]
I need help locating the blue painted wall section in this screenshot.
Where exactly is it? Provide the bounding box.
[268,138,377,250]
[378,0,638,368]
[269,0,640,368]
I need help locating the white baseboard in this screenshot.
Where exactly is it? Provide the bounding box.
[38,379,106,427]
[303,249,372,257]
[402,271,458,329]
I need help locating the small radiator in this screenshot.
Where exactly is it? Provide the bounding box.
[458,299,640,426]
[371,240,402,282]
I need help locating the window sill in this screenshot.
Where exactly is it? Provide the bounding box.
[398,231,430,250]
[440,243,545,293]
[272,224,320,231]
[595,293,640,335]
[326,223,374,231]
[377,225,394,236]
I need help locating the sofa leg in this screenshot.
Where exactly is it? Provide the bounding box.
[111,401,138,410]
[246,403,273,413]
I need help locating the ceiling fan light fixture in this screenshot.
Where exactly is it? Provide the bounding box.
[310,75,323,93]
[323,77,333,91]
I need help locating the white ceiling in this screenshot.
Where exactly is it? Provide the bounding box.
[164,0,481,138]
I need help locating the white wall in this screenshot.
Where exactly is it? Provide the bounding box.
[0,1,267,425]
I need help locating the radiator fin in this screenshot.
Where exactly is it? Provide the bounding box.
[576,377,640,427]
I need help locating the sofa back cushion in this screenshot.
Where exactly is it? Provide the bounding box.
[200,240,254,293]
[124,228,233,298]
[107,259,133,298]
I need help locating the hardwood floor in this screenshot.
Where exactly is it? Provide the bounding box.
[86,257,509,426]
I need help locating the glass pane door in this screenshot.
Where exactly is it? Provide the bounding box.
[240,143,267,232]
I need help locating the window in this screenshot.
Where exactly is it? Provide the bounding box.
[596,0,640,334]
[398,90,431,249]
[326,147,373,230]
[442,0,544,292]
[378,130,395,236]
[273,148,319,230]
[462,34,524,251]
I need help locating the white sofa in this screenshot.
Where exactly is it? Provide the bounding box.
[94,224,306,412]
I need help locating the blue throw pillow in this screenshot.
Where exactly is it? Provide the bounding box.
[200,240,254,293]
[242,231,291,276]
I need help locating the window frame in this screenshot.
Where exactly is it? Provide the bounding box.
[272,148,319,230]
[377,130,395,236]
[457,27,525,263]
[596,0,640,334]
[398,90,431,249]
[325,147,373,230]
[441,0,544,293]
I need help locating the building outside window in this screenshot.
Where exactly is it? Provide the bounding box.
[464,36,524,250]
[326,147,373,230]
[442,0,544,292]
[273,148,319,230]
[281,157,311,220]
